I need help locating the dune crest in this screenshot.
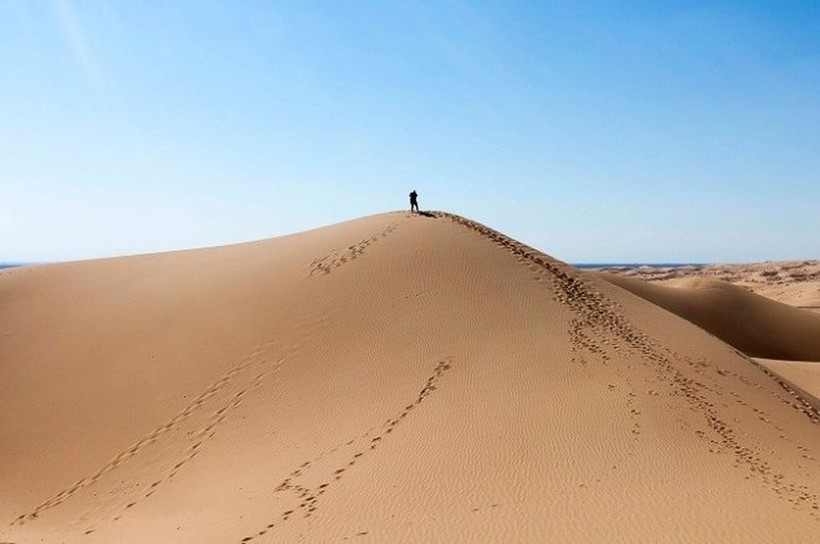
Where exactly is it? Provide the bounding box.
[2,212,819,543]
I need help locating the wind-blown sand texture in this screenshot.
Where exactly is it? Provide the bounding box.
[2,212,819,543]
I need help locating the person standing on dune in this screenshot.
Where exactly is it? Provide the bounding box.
[409,190,419,213]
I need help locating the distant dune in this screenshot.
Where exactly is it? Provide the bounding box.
[2,212,819,543]
[593,273,820,361]
[597,260,820,314]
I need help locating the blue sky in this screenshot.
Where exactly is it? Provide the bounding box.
[2,1,819,263]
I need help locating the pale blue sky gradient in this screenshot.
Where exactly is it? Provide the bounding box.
[2,1,819,263]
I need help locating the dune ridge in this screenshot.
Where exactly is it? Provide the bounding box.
[2,212,819,543]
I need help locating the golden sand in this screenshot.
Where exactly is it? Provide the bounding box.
[2,213,818,543]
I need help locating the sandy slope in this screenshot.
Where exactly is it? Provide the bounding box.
[2,212,819,543]
[755,359,820,409]
[592,273,820,361]
[592,265,820,415]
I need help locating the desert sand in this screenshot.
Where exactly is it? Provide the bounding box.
[595,262,820,413]
[2,212,819,543]
[595,260,820,314]
[592,273,820,361]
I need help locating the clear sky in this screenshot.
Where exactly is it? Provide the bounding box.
[2,1,819,264]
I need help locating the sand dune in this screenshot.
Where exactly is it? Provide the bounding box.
[593,273,820,361]
[2,212,820,543]
[754,282,820,314]
[598,260,820,314]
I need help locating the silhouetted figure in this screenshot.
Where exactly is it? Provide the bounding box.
[409,190,419,212]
